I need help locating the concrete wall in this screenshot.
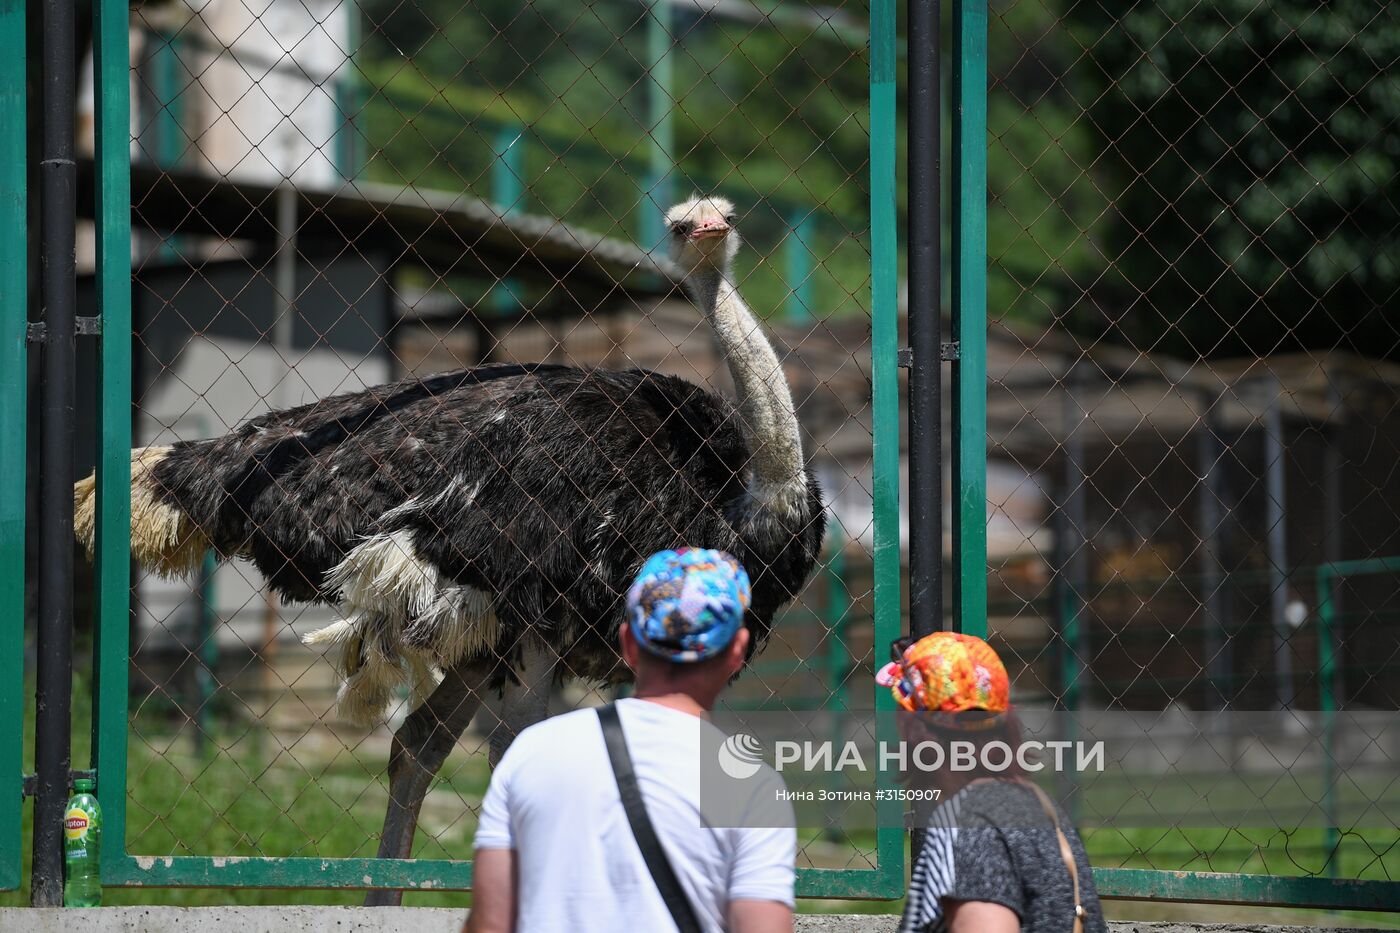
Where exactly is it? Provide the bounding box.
[1,909,1389,933]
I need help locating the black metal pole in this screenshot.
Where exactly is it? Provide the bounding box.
[31,0,77,907]
[907,0,941,858]
[908,0,941,635]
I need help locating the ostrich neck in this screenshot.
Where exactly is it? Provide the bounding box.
[686,269,806,511]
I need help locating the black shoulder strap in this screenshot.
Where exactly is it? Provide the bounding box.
[597,703,704,933]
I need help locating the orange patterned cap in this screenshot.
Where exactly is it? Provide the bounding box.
[875,632,1010,713]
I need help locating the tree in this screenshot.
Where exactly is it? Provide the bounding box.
[1065,0,1400,360]
[356,0,874,320]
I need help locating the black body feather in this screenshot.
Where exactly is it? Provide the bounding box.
[148,363,826,688]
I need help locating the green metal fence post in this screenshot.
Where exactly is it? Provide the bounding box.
[784,207,815,322]
[151,30,182,261]
[823,525,849,714]
[194,551,218,757]
[821,528,849,843]
[491,123,526,315]
[1307,554,1400,882]
[1316,564,1339,877]
[950,0,987,638]
[865,0,906,897]
[153,30,182,169]
[91,0,133,879]
[0,0,25,892]
[492,123,526,218]
[1058,369,1085,711]
[870,0,900,691]
[334,5,362,180]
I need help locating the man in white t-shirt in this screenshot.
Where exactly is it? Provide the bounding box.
[465,548,795,933]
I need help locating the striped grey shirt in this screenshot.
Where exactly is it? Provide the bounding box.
[900,781,1107,933]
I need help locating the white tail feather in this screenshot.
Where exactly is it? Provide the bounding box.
[300,618,357,647]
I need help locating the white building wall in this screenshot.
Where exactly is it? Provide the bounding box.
[184,0,351,186]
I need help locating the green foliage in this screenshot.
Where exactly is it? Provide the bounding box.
[987,0,1113,328]
[351,0,1399,347]
[354,0,873,321]
[1059,0,1400,359]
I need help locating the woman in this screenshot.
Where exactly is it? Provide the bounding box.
[879,632,1107,933]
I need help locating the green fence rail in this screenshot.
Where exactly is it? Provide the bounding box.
[91,0,134,891]
[1315,556,1400,884]
[133,21,856,329]
[0,0,26,893]
[951,0,988,640]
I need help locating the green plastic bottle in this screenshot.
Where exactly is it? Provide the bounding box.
[63,778,102,907]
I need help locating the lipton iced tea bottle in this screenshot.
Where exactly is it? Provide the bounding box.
[63,778,101,907]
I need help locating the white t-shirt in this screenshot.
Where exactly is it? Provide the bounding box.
[473,698,796,932]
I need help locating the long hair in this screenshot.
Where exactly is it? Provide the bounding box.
[899,707,1030,787]
[926,707,1029,781]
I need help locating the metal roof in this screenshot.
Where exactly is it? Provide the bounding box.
[78,160,680,303]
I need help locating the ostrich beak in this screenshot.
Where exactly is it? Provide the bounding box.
[689,221,730,241]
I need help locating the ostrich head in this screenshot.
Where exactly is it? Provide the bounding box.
[665,195,740,279]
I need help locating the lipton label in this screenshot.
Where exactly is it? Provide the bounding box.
[64,808,89,841]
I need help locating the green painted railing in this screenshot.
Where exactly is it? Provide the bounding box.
[867,0,904,895]
[333,6,363,181]
[0,0,26,893]
[641,0,675,251]
[951,0,988,640]
[1093,868,1400,911]
[91,0,134,889]
[1315,556,1400,883]
[135,25,840,327]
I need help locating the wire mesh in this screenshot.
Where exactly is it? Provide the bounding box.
[46,0,1400,911]
[84,0,887,895]
[986,0,1400,892]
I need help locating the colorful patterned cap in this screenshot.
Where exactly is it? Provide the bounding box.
[875,632,1010,714]
[627,548,751,662]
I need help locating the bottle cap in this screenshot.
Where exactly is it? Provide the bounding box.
[73,778,95,793]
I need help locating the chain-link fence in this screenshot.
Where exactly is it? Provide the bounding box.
[983,0,1400,904]
[3,0,1398,916]
[57,0,899,904]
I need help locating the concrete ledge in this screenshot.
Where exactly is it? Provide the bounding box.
[0,909,1390,933]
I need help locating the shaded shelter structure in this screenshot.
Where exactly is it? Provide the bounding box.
[984,320,1400,714]
[92,161,678,302]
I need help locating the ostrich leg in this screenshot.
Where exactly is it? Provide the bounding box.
[364,659,491,907]
[488,639,558,766]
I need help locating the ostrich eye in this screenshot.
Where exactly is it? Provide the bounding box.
[724,213,736,224]
[672,221,692,236]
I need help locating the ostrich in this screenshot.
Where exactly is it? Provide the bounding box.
[74,196,825,899]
